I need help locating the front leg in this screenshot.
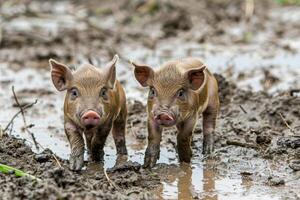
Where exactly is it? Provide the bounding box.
[202,104,218,155]
[176,116,197,163]
[112,105,128,155]
[144,118,162,168]
[64,120,84,171]
[90,123,112,162]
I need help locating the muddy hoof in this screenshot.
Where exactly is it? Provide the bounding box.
[143,145,160,168]
[116,146,128,155]
[202,148,214,155]
[203,136,214,155]
[69,154,84,171]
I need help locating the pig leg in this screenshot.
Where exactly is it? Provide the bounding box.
[65,121,84,171]
[144,118,162,168]
[112,105,128,155]
[176,117,197,163]
[202,104,218,155]
[91,125,112,161]
[85,132,93,160]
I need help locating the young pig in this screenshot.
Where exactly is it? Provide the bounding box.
[49,55,127,170]
[132,58,219,168]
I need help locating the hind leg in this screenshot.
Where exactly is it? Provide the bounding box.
[202,104,218,155]
[112,104,128,155]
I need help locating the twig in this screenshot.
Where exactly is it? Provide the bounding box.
[8,122,14,135]
[239,105,247,114]
[104,168,119,189]
[226,140,259,150]
[10,86,62,168]
[0,126,3,139]
[4,100,38,132]
[12,86,39,150]
[278,112,294,133]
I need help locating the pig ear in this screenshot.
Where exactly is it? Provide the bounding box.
[131,62,154,87]
[49,59,73,91]
[185,65,206,90]
[105,54,118,88]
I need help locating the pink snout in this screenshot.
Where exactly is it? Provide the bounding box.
[81,111,100,128]
[154,113,175,126]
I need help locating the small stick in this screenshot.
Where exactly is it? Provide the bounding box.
[226,140,259,150]
[4,100,38,132]
[104,168,119,189]
[10,86,62,168]
[0,126,3,139]
[239,105,247,114]
[8,122,14,135]
[12,86,39,150]
[278,112,294,133]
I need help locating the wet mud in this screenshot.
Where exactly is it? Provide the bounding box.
[0,0,300,199]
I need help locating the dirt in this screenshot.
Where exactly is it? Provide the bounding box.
[1,0,300,199]
[0,134,159,199]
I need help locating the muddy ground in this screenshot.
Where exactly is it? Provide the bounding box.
[0,0,300,199]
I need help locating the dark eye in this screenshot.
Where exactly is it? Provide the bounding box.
[149,87,156,98]
[100,87,108,100]
[70,88,79,100]
[177,89,185,100]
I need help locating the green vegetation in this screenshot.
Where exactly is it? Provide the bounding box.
[0,164,41,181]
[275,0,300,5]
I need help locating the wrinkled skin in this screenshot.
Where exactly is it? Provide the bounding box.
[132,58,219,168]
[50,55,127,171]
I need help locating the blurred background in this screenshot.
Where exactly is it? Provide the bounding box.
[0,0,299,98]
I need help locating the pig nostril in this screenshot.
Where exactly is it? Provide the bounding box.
[157,114,173,121]
[81,111,101,125]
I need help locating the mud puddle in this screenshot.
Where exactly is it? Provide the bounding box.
[1,63,300,199]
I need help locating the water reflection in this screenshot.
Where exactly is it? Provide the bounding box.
[178,163,193,200]
[201,160,217,200]
[157,160,218,200]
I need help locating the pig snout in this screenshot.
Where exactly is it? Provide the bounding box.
[81,110,100,128]
[154,113,175,126]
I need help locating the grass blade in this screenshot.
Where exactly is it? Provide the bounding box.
[0,164,41,181]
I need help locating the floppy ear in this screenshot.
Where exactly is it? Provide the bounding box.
[49,59,73,91]
[185,65,206,90]
[131,61,154,87]
[105,54,118,89]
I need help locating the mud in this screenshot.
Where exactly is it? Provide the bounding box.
[1,0,300,199]
[0,134,158,199]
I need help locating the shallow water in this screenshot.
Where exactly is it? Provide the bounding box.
[1,37,300,200]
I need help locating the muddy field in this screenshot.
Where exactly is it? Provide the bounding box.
[0,0,300,199]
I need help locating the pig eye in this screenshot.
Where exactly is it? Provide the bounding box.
[100,87,108,100]
[149,87,156,98]
[177,89,186,100]
[70,88,79,100]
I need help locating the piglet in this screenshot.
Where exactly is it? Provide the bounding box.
[49,55,127,170]
[132,58,219,168]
